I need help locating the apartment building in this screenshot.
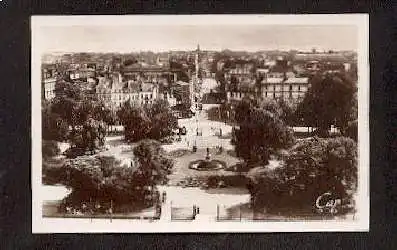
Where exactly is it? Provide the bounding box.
[42,65,58,100]
[261,77,310,103]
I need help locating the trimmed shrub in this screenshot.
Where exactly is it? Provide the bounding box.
[206,175,249,188]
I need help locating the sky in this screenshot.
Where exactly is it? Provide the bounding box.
[37,25,358,53]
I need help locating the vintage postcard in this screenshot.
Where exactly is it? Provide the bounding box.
[31,14,369,233]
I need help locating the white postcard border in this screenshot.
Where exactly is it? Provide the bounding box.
[31,14,369,233]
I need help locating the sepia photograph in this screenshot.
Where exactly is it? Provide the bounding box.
[31,14,369,233]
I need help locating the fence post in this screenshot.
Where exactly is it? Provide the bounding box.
[216,204,219,221]
[110,200,113,223]
[170,201,172,221]
[90,197,93,223]
[252,200,255,221]
[239,203,242,221]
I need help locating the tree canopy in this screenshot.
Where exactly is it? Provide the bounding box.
[68,118,107,154]
[42,100,69,141]
[59,156,155,212]
[43,79,113,156]
[133,139,174,186]
[248,136,357,212]
[117,99,177,142]
[57,140,174,213]
[233,97,295,166]
[296,73,357,136]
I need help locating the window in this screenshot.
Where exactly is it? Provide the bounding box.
[273,93,275,99]
[298,86,301,92]
[289,85,292,91]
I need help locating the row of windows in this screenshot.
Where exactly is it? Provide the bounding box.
[43,73,56,79]
[228,69,252,74]
[44,90,55,100]
[113,99,154,107]
[116,94,153,100]
[263,85,307,91]
[263,92,305,98]
[98,93,153,99]
[264,95,305,101]
[99,88,156,94]
[227,91,306,100]
[228,92,254,99]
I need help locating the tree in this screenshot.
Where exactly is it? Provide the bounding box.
[276,98,297,126]
[248,136,357,212]
[42,101,69,141]
[68,118,107,155]
[52,79,84,129]
[59,155,158,213]
[234,97,256,123]
[146,100,178,140]
[118,100,177,142]
[117,102,152,142]
[58,142,174,213]
[75,100,94,125]
[92,102,114,125]
[233,98,295,166]
[48,91,109,156]
[230,75,239,90]
[215,71,227,98]
[123,58,138,66]
[296,73,357,136]
[54,80,82,100]
[50,96,78,129]
[340,93,358,140]
[345,119,358,142]
[133,139,174,186]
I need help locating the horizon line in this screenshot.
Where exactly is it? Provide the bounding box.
[43,48,357,55]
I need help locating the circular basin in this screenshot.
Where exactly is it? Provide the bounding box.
[189,159,226,171]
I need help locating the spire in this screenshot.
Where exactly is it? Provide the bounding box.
[197,44,200,52]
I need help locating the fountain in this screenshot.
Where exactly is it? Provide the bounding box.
[189,147,226,171]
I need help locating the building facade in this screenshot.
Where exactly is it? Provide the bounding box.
[261,77,309,103]
[96,72,160,110]
[42,66,57,100]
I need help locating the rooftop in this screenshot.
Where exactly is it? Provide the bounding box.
[122,63,171,72]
